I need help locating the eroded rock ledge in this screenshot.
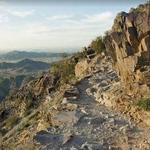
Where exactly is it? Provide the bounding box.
[105,2,150,95]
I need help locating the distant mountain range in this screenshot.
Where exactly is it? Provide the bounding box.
[0,58,50,72]
[0,58,50,101]
[0,50,71,101]
[0,51,71,62]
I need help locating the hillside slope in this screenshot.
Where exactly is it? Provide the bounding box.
[0,59,50,72]
[0,59,50,101]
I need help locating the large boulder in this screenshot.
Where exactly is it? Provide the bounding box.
[75,59,89,78]
[104,2,150,94]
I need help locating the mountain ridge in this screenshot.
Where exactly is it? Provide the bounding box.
[0,58,50,71]
[0,50,71,62]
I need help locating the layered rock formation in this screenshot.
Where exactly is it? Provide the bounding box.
[105,2,150,94]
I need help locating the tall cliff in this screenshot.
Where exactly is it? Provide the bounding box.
[105,2,150,94]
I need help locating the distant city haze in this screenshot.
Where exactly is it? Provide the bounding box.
[0,0,147,52]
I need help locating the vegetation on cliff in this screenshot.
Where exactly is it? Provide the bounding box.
[90,36,106,54]
[50,58,76,85]
[137,97,150,111]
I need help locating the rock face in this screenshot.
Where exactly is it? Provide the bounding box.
[105,2,150,94]
[75,59,89,78]
[75,55,104,79]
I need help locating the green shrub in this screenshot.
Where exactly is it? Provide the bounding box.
[51,59,76,84]
[75,51,86,60]
[26,92,34,109]
[90,36,106,54]
[5,115,18,128]
[137,98,150,110]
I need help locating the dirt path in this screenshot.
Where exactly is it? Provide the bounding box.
[34,74,150,150]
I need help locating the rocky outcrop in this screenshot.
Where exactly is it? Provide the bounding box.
[75,59,89,78]
[75,55,107,79]
[19,73,60,97]
[105,2,150,94]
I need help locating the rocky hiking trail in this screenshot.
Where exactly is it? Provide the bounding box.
[34,59,150,150]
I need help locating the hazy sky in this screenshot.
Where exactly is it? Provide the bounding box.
[0,0,147,52]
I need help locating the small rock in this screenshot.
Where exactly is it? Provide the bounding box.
[53,110,79,125]
[88,121,91,125]
[109,118,115,124]
[104,114,109,119]
[80,108,88,115]
[119,125,129,134]
[64,103,78,111]
[62,98,68,104]
[81,142,92,150]
[86,88,93,96]
[63,87,79,98]
[45,95,52,101]
[70,147,78,150]
[100,80,108,87]
[102,85,111,91]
